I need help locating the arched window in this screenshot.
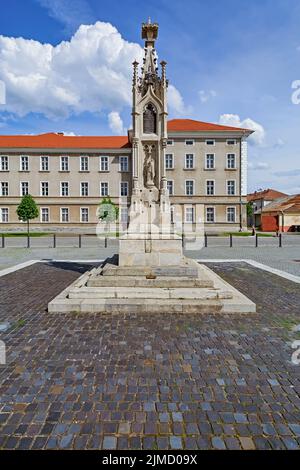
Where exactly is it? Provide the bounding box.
[143,103,157,134]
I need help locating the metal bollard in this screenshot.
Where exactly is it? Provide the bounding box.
[105,237,108,248]
[79,234,82,248]
[255,234,258,248]
[27,234,30,249]
[1,234,4,248]
[53,233,56,248]
[204,233,208,248]
[279,233,282,248]
[230,234,233,248]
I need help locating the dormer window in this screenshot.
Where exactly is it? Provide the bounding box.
[143,103,157,134]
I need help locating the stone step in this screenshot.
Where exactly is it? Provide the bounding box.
[68,286,228,300]
[48,297,255,315]
[102,265,199,278]
[87,276,214,288]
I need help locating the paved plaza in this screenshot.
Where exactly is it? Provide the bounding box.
[0,261,300,449]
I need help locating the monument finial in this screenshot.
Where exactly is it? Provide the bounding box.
[141,19,159,47]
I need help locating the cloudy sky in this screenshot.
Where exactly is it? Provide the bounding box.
[0,0,300,193]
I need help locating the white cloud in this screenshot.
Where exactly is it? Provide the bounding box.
[198,89,217,103]
[248,162,270,170]
[36,0,94,31]
[0,21,187,122]
[108,111,126,135]
[219,113,266,146]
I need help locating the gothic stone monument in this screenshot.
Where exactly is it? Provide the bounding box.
[48,21,256,315]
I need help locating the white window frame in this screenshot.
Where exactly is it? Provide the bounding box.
[0,156,9,172]
[119,156,129,172]
[100,156,109,172]
[185,154,195,170]
[80,207,89,223]
[80,156,89,172]
[206,180,215,196]
[40,207,50,223]
[40,181,49,197]
[20,155,29,172]
[205,153,215,170]
[0,207,9,223]
[185,206,195,223]
[167,139,174,146]
[120,207,128,224]
[80,182,89,197]
[60,207,69,223]
[0,182,8,197]
[227,180,236,196]
[40,155,49,172]
[226,153,236,169]
[185,139,195,146]
[60,156,69,172]
[60,181,69,197]
[20,181,29,197]
[206,207,215,223]
[226,139,237,146]
[165,153,174,170]
[100,182,109,197]
[206,139,215,146]
[227,206,236,223]
[185,180,195,196]
[120,181,129,197]
[167,180,174,196]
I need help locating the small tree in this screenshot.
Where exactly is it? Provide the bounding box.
[98,197,119,233]
[247,202,254,218]
[16,194,39,236]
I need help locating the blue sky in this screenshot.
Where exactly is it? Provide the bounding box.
[0,0,300,193]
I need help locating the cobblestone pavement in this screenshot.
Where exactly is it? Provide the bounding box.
[0,261,300,450]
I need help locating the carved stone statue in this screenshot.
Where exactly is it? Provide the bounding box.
[144,145,155,188]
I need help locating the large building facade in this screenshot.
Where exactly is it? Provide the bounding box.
[0,21,253,233]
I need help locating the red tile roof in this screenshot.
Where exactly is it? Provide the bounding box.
[0,133,131,149]
[0,118,253,149]
[261,195,300,213]
[167,119,253,133]
[247,189,288,202]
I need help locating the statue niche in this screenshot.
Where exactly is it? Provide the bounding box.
[143,103,157,134]
[143,144,156,188]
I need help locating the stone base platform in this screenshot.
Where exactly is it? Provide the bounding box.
[48,256,256,314]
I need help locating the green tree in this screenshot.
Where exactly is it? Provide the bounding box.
[16,194,39,236]
[247,202,254,218]
[98,197,119,222]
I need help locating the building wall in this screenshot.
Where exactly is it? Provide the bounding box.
[0,135,246,231]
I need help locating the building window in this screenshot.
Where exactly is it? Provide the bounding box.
[185,139,194,146]
[40,156,49,171]
[185,180,194,196]
[100,156,109,172]
[80,207,89,223]
[60,208,69,223]
[0,182,8,197]
[41,208,49,223]
[167,139,174,146]
[0,156,9,171]
[120,181,129,197]
[80,182,89,197]
[185,154,194,169]
[206,180,215,196]
[205,154,215,169]
[100,182,109,197]
[206,139,215,146]
[227,154,236,169]
[227,207,236,223]
[40,182,49,197]
[227,139,237,146]
[167,180,174,196]
[185,207,195,223]
[120,207,128,224]
[227,180,236,195]
[165,154,174,170]
[20,155,29,171]
[20,182,29,196]
[0,208,9,223]
[80,156,89,172]
[206,207,215,223]
[119,156,128,172]
[60,182,69,197]
[60,156,69,172]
